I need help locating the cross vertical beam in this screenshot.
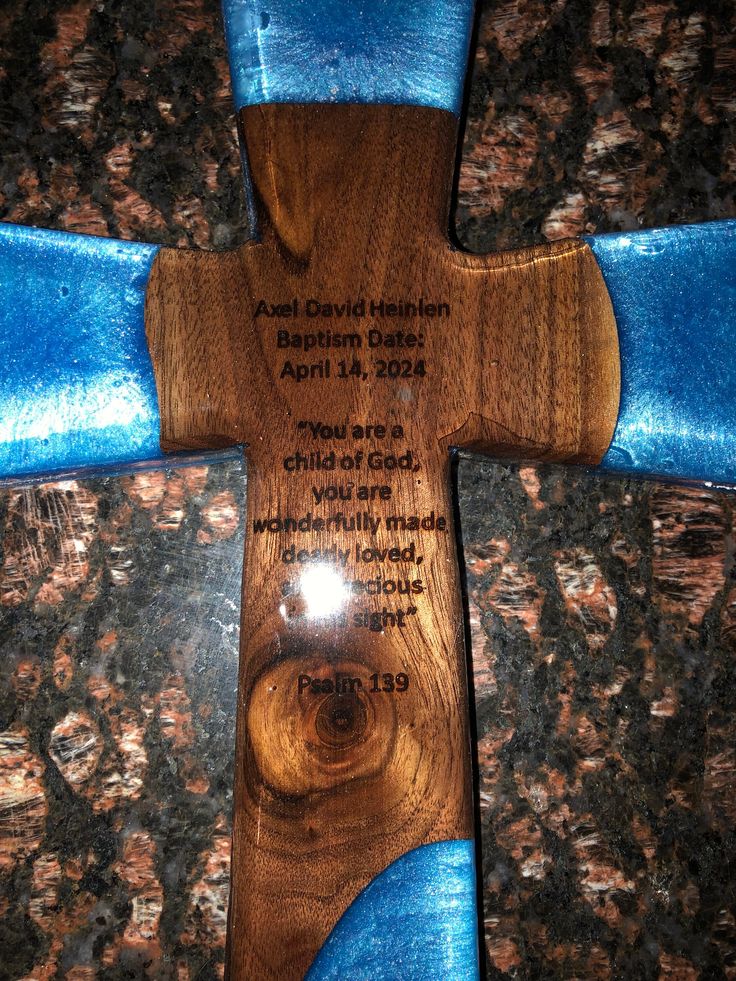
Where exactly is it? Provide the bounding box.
[145,103,620,978]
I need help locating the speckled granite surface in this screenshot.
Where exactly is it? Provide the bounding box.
[0,1,734,978]
[0,468,243,979]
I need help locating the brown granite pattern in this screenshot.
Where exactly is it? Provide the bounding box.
[0,466,243,979]
[1,0,735,978]
[458,0,736,250]
[462,466,736,979]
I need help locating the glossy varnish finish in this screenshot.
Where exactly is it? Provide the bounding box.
[145,104,620,979]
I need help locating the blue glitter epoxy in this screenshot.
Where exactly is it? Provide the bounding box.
[588,221,736,485]
[221,0,475,114]
[0,223,162,479]
[305,840,479,980]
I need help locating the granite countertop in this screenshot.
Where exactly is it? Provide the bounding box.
[0,1,735,978]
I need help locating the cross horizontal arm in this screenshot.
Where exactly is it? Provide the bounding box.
[0,225,162,479]
[589,221,736,485]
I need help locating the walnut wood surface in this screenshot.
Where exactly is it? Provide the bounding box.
[145,104,620,979]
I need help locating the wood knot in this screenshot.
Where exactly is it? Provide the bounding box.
[246,645,396,800]
[315,692,367,750]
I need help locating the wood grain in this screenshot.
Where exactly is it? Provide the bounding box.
[145,104,620,979]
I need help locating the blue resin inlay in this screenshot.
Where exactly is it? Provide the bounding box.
[0,223,162,479]
[222,0,475,114]
[588,221,736,485]
[305,840,479,980]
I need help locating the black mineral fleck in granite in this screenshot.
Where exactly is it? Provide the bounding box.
[0,0,735,978]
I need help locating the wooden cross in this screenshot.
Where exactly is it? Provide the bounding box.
[143,101,619,978]
[2,1,734,979]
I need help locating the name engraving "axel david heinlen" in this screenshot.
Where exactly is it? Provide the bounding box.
[253,297,451,318]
